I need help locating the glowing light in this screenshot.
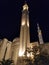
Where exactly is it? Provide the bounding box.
[27,53,30,57]
[19,50,24,57]
[23,4,28,10]
[31,54,34,59]
[22,21,25,26]
[27,21,29,27]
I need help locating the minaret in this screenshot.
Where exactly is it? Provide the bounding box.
[19,3,30,56]
[37,23,44,44]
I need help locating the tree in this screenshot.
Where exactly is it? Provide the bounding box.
[34,53,49,65]
[0,59,13,65]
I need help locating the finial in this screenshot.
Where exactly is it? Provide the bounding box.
[37,23,39,27]
[37,23,40,30]
[23,1,28,10]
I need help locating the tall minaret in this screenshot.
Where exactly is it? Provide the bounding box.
[37,23,44,44]
[19,3,30,56]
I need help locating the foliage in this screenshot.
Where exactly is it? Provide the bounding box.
[34,52,49,65]
[0,59,13,65]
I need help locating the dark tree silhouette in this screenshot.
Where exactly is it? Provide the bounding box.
[34,53,49,65]
[0,59,13,65]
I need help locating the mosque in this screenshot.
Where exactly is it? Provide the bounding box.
[0,2,49,65]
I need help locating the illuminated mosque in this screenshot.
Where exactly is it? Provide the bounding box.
[0,2,49,65]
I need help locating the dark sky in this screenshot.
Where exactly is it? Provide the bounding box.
[0,0,49,42]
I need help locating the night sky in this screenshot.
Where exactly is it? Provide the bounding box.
[0,0,49,42]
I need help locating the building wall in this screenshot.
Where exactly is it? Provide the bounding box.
[5,41,12,60]
[0,38,8,61]
[11,38,20,65]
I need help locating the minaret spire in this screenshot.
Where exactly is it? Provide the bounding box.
[37,23,44,44]
[19,2,30,56]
